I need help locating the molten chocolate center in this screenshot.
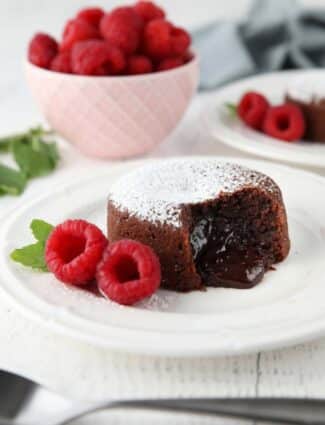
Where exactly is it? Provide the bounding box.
[190,190,276,288]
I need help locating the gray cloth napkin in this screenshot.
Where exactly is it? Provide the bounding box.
[193,0,325,89]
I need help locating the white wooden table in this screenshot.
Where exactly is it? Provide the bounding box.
[1,0,325,423]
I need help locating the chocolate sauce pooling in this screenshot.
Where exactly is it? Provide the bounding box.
[190,199,274,288]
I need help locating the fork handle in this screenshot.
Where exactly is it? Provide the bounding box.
[55,398,325,425]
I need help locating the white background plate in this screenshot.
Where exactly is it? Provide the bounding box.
[0,157,325,357]
[206,70,325,168]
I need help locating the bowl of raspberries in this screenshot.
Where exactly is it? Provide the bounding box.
[26,1,199,159]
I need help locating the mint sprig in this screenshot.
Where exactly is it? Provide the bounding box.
[0,126,60,196]
[10,219,54,271]
[0,163,27,196]
[225,102,238,117]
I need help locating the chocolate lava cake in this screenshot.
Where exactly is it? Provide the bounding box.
[107,159,290,292]
[286,78,325,142]
[286,95,325,142]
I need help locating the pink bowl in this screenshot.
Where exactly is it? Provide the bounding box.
[25,56,199,159]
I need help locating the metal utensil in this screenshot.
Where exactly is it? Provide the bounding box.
[0,371,34,418]
[2,396,325,425]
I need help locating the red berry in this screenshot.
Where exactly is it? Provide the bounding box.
[170,27,191,56]
[144,19,191,60]
[183,50,193,63]
[238,91,270,130]
[76,7,105,28]
[100,13,140,55]
[50,51,72,73]
[109,6,144,30]
[28,33,58,69]
[97,240,161,306]
[263,103,306,142]
[127,55,153,74]
[45,220,107,286]
[71,40,125,76]
[134,1,165,22]
[157,57,183,71]
[144,19,172,60]
[61,18,99,52]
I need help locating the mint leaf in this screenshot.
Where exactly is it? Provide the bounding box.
[0,126,54,153]
[225,102,237,117]
[0,127,59,197]
[30,219,54,243]
[0,163,27,196]
[10,242,48,271]
[10,219,54,271]
[0,140,10,152]
[12,137,60,179]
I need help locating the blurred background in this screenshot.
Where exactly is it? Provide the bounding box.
[0,0,323,135]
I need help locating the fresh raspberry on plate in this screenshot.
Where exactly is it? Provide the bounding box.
[28,33,58,69]
[134,1,165,22]
[263,103,306,142]
[71,40,125,75]
[61,18,99,52]
[100,13,140,55]
[76,7,105,28]
[97,239,161,305]
[50,51,72,73]
[127,55,153,74]
[45,219,107,286]
[144,19,191,60]
[238,91,270,130]
[157,57,183,71]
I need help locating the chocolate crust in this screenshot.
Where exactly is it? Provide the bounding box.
[107,185,290,292]
[286,94,325,143]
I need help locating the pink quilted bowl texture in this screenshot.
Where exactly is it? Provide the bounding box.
[25,56,199,159]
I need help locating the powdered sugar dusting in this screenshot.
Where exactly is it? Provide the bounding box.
[287,75,325,103]
[109,159,279,227]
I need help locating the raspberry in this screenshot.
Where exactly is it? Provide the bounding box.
[238,91,270,130]
[183,50,194,63]
[97,239,161,306]
[50,51,72,73]
[28,33,58,69]
[127,55,153,74]
[263,103,306,142]
[134,1,165,22]
[100,13,140,55]
[76,7,105,28]
[144,19,172,60]
[71,40,125,76]
[157,57,183,71]
[170,27,191,56]
[61,18,99,52]
[144,19,191,60]
[109,6,144,31]
[45,220,107,286]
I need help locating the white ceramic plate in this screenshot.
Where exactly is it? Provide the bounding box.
[206,70,325,168]
[0,157,325,357]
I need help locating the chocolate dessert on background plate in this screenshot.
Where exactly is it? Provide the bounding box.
[286,77,325,142]
[107,159,290,292]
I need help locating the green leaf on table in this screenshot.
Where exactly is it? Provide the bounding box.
[10,219,54,271]
[11,137,60,179]
[225,102,238,117]
[0,163,27,196]
[0,140,11,152]
[0,126,54,154]
[30,219,54,243]
[10,242,48,271]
